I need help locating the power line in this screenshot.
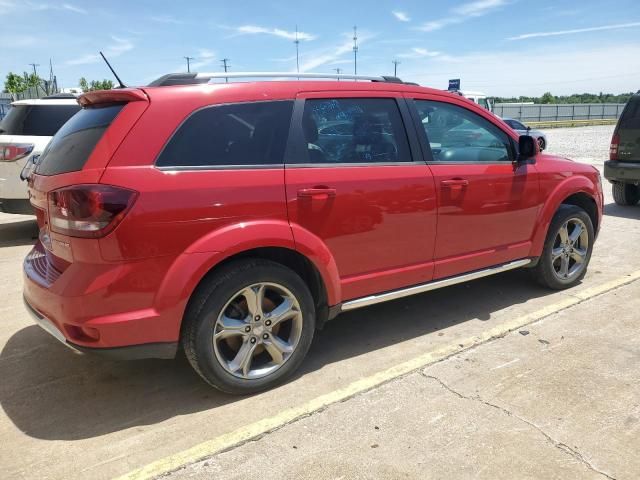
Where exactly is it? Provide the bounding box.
[221,58,230,83]
[183,56,194,73]
[392,60,401,77]
[353,26,358,75]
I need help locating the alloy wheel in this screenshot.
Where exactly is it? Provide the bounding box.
[212,282,303,379]
[551,218,589,281]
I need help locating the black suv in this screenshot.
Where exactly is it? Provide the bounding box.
[605,92,640,205]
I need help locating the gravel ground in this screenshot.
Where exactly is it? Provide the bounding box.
[541,124,614,167]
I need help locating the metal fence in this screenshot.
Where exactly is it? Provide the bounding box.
[494,103,626,122]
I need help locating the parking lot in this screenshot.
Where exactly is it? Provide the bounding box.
[1,124,639,479]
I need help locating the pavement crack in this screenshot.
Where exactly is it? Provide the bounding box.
[422,373,617,480]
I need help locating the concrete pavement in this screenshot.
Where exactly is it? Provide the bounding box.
[169,280,639,480]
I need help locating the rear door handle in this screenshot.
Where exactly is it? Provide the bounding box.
[441,179,469,190]
[297,187,337,198]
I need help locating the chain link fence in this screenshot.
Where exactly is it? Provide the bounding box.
[494,103,626,122]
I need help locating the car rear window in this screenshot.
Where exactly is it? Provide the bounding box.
[618,96,640,129]
[36,104,124,176]
[0,104,80,136]
[156,101,294,168]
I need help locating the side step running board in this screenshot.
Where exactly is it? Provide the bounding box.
[340,258,532,312]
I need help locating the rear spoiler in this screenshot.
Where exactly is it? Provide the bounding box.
[78,88,148,107]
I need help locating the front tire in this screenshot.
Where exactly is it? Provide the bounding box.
[531,205,594,290]
[537,136,546,151]
[612,182,640,206]
[182,259,316,394]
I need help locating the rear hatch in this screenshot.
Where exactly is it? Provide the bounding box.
[26,89,149,270]
[613,94,640,162]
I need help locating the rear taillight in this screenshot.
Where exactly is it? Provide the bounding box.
[48,184,138,238]
[610,133,620,161]
[0,143,34,162]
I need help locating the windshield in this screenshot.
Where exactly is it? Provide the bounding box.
[0,104,80,136]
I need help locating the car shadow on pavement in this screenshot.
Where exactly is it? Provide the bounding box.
[0,219,38,247]
[0,269,557,441]
[604,202,640,220]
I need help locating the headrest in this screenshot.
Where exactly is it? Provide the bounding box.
[302,114,319,143]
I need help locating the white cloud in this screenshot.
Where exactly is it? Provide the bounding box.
[453,0,508,16]
[150,15,184,25]
[509,21,640,40]
[65,36,133,65]
[392,11,410,22]
[398,47,441,59]
[62,3,86,14]
[191,49,216,70]
[400,43,640,97]
[296,31,375,73]
[418,0,508,32]
[235,25,316,41]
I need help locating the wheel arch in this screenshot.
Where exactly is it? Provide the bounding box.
[530,178,600,257]
[155,220,342,339]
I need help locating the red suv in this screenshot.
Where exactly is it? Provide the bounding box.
[23,73,603,393]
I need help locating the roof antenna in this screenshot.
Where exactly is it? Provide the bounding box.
[99,51,126,88]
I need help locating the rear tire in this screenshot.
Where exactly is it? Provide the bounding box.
[612,182,640,206]
[531,205,594,290]
[182,259,316,394]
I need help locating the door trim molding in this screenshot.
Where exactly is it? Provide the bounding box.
[340,258,532,311]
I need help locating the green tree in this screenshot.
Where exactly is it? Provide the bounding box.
[3,72,26,94]
[540,92,556,104]
[79,78,114,92]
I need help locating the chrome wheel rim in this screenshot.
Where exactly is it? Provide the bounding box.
[213,282,303,380]
[551,218,589,281]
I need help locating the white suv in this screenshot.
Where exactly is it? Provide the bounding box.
[0,95,80,214]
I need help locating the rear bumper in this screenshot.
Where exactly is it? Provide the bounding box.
[604,160,640,183]
[22,242,185,357]
[23,295,177,359]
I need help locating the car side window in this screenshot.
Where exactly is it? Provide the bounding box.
[414,100,512,163]
[300,98,412,164]
[507,119,526,130]
[156,100,293,168]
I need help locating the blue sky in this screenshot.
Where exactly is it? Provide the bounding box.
[1,0,639,96]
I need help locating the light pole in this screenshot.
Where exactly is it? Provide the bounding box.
[352,26,358,75]
[294,25,300,74]
[221,58,230,83]
[392,60,400,77]
[184,56,194,73]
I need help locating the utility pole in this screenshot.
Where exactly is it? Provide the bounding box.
[28,63,40,77]
[220,58,230,83]
[183,56,194,73]
[333,67,342,81]
[392,59,401,77]
[28,63,41,96]
[352,26,358,75]
[294,25,300,74]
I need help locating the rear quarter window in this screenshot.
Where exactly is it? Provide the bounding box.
[156,100,294,168]
[36,104,124,176]
[0,104,80,136]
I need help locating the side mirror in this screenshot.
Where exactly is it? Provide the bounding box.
[517,135,539,162]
